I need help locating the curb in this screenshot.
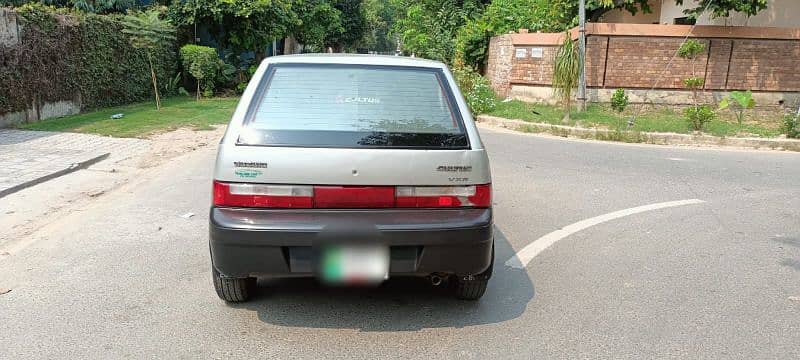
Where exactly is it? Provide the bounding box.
[0,153,110,199]
[477,115,800,152]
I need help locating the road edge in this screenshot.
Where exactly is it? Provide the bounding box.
[477,115,800,152]
[0,153,110,199]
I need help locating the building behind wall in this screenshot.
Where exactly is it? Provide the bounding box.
[601,0,800,28]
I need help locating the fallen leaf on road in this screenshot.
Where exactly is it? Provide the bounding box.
[0,288,11,295]
[180,212,195,219]
[789,296,800,302]
[0,251,9,256]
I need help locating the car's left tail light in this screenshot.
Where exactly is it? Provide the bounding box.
[213,182,313,208]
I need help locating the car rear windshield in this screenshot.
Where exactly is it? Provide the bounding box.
[239,63,468,149]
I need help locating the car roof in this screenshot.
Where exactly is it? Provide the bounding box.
[261,53,447,69]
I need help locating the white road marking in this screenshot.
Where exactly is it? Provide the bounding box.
[504,199,705,269]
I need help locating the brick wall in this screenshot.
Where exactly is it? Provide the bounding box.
[585,36,607,87]
[487,23,800,101]
[726,39,800,91]
[509,45,558,85]
[604,37,710,89]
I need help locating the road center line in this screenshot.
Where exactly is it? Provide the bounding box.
[504,199,705,269]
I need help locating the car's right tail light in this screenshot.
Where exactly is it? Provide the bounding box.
[395,185,491,208]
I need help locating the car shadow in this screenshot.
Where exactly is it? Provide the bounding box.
[232,226,535,331]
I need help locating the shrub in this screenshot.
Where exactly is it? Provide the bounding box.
[719,90,756,127]
[677,39,705,59]
[682,76,705,90]
[0,5,178,116]
[611,88,629,113]
[180,44,221,100]
[454,19,491,72]
[784,113,800,139]
[685,105,715,131]
[164,72,182,96]
[452,65,497,114]
[234,64,258,94]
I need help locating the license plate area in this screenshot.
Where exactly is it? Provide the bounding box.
[319,245,389,285]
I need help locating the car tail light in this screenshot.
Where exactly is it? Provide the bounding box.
[213,182,491,209]
[395,184,491,208]
[213,181,313,208]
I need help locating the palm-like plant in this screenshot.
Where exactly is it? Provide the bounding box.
[553,31,580,123]
[122,10,176,109]
[719,90,756,128]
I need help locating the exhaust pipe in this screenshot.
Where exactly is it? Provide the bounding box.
[430,274,443,286]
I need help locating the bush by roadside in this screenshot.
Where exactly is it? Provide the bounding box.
[485,100,785,138]
[785,113,800,139]
[0,4,178,116]
[452,65,497,115]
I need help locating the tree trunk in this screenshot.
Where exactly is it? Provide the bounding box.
[147,54,161,110]
[196,80,201,101]
[562,96,572,124]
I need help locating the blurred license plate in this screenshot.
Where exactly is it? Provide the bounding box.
[320,246,389,284]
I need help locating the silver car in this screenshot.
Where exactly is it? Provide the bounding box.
[210,54,493,302]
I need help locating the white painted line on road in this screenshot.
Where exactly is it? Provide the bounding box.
[504,199,706,269]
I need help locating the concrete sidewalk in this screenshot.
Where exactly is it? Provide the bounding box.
[0,129,149,197]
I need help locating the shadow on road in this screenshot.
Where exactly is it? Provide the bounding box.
[232,227,535,331]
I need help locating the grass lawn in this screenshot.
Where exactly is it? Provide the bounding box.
[19,96,239,138]
[486,100,784,138]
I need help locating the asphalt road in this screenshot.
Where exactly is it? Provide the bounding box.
[1,127,799,359]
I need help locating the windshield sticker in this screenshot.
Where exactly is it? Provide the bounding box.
[234,169,263,178]
[336,95,381,104]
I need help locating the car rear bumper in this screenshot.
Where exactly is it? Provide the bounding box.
[209,207,493,278]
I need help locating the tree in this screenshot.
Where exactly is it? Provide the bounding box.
[292,0,344,52]
[168,0,297,60]
[678,39,715,131]
[677,0,768,19]
[180,44,221,100]
[325,0,368,51]
[122,9,176,110]
[392,0,485,63]
[361,0,400,53]
[455,0,575,70]
[586,0,652,22]
[553,32,580,123]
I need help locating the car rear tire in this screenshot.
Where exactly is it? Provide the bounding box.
[455,244,493,300]
[212,266,255,302]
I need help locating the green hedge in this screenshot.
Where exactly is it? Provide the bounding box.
[0,5,178,114]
